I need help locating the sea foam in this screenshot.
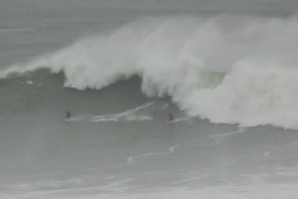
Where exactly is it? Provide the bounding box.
[2,13,298,129]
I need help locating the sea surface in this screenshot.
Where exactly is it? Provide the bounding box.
[1,0,298,198]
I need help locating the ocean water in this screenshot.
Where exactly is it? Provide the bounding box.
[1,0,298,198]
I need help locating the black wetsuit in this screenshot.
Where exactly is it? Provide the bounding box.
[65,111,71,120]
[168,113,174,122]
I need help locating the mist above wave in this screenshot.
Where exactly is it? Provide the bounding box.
[3,13,298,129]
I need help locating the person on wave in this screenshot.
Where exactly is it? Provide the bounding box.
[65,111,71,120]
[167,112,174,124]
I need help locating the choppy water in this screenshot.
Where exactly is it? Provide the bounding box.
[1,0,298,198]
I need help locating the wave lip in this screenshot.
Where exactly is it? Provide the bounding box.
[3,13,298,129]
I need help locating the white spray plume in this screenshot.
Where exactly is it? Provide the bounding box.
[3,13,298,129]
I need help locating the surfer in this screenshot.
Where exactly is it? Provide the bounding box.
[168,112,174,123]
[65,111,71,120]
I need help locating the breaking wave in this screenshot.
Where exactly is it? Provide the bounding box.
[3,13,298,129]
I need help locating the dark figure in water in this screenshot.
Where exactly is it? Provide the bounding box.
[65,111,71,120]
[168,113,174,122]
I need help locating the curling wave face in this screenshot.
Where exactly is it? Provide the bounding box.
[3,13,298,129]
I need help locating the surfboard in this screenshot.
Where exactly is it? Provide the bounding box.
[63,118,82,122]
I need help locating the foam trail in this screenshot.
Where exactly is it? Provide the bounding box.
[90,101,157,122]
[171,177,202,184]
[8,178,84,193]
[126,145,180,165]
[103,179,133,192]
[6,179,133,199]
[3,14,298,129]
[109,144,181,169]
[209,127,246,144]
[59,101,157,123]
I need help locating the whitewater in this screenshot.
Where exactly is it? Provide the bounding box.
[1,0,298,198]
[3,12,298,129]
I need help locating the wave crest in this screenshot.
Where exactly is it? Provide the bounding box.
[3,13,298,129]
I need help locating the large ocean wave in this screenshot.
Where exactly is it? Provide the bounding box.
[3,13,298,129]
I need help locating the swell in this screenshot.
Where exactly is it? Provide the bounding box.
[0,69,150,116]
[2,13,298,129]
